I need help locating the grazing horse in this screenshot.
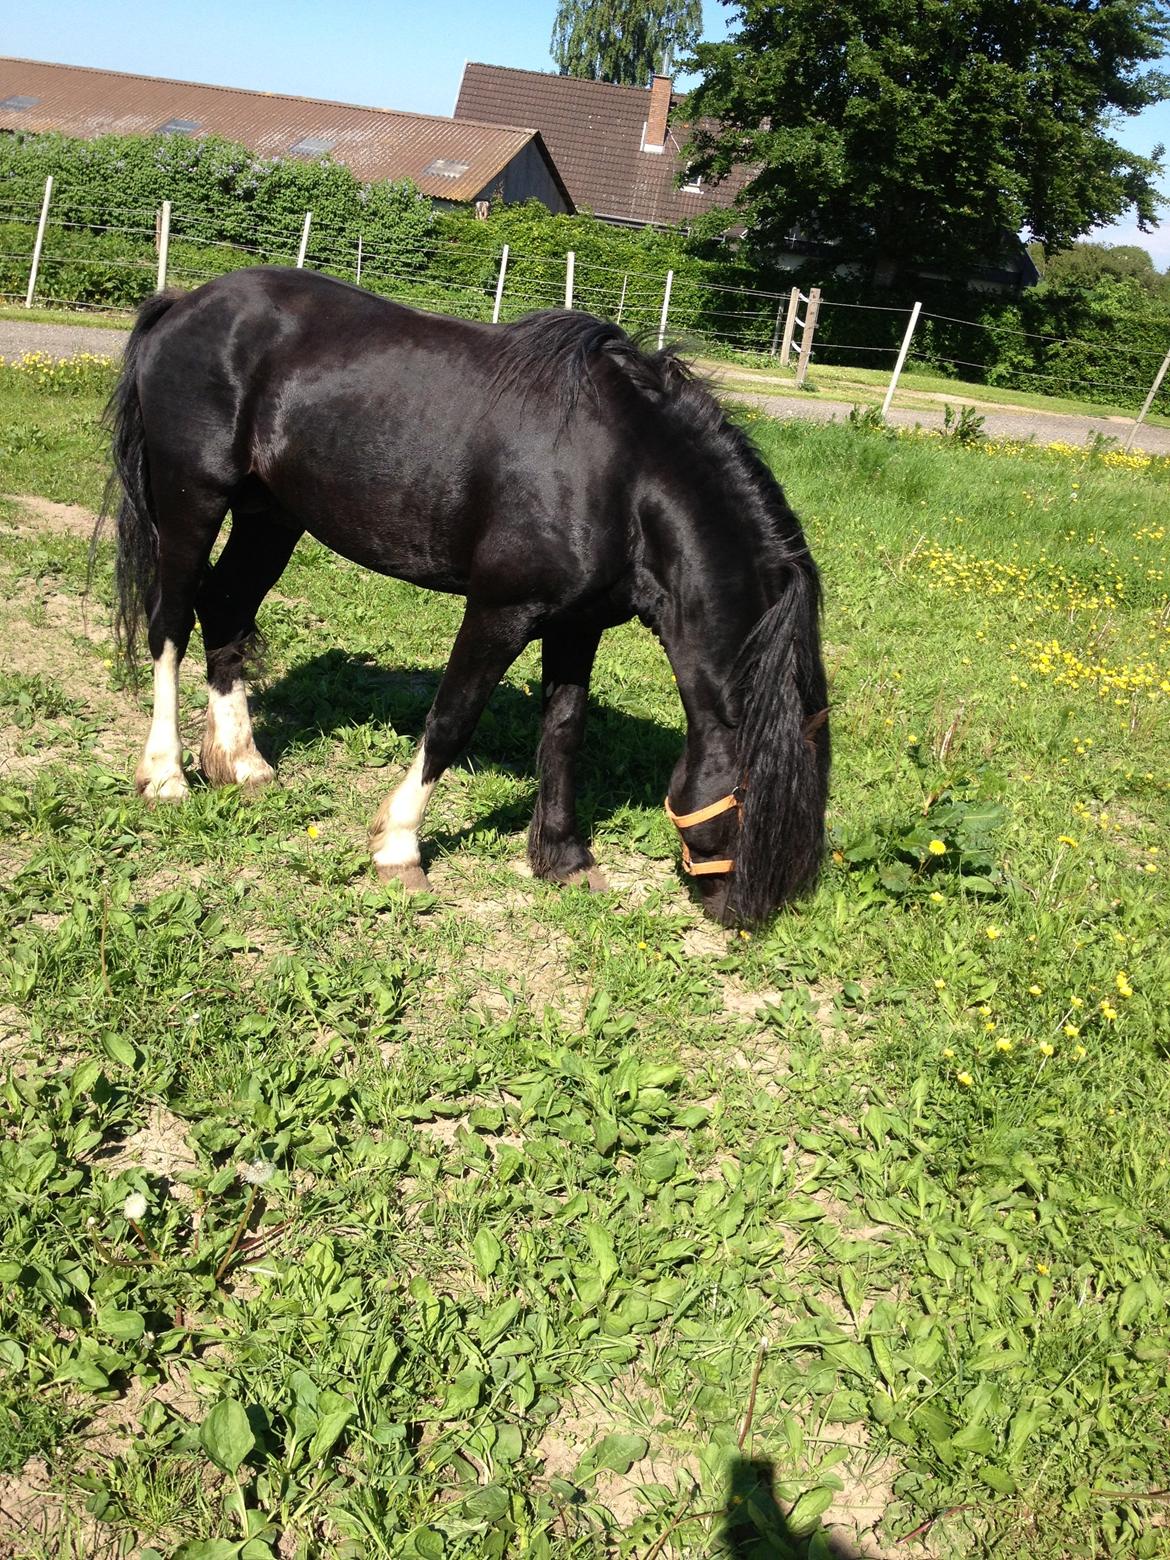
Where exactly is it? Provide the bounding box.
[103,266,829,924]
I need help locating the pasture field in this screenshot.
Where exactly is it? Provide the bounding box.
[1,355,1169,1560]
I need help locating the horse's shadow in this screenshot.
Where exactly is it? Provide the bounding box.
[718,1458,870,1558]
[251,648,683,839]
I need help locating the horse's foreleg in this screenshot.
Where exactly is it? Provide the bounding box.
[196,514,302,788]
[528,627,607,890]
[369,601,538,889]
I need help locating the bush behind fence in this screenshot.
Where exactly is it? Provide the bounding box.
[2,128,1169,413]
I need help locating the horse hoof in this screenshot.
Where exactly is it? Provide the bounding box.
[235,757,275,791]
[376,863,432,893]
[564,866,610,893]
[137,772,189,803]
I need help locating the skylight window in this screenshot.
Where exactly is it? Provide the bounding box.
[0,95,39,111]
[156,117,200,136]
[423,158,470,179]
[291,134,334,155]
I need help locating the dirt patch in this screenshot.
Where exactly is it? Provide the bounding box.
[94,1103,201,1204]
[2,494,100,541]
[0,1457,116,1560]
[536,1379,676,1530]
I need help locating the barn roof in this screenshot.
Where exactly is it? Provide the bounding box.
[0,56,570,205]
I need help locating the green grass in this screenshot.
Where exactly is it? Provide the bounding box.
[1,368,1169,1559]
[701,355,1170,430]
[0,302,136,328]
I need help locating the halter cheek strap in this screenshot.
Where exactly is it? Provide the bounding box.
[664,790,742,876]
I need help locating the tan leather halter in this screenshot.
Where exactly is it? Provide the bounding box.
[664,788,743,876]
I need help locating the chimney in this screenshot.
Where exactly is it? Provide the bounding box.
[643,74,672,153]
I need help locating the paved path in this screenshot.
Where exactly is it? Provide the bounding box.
[4,317,1168,455]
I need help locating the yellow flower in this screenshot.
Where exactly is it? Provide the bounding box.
[984,1021,997,1033]
[933,978,947,990]
[1100,1002,1118,1022]
[930,891,945,903]
[739,929,751,940]
[1069,995,1083,1009]
[1115,972,1133,998]
[985,926,1002,941]
[907,733,920,746]
[942,1047,955,1059]
[1028,984,1043,996]
[995,1038,1014,1053]
[1038,1042,1055,1057]
[927,839,947,855]
[1064,1024,1079,1038]
[637,941,647,951]
[306,824,319,839]
[1036,1262,1050,1276]
[1073,1044,1087,1058]
[956,1071,974,1087]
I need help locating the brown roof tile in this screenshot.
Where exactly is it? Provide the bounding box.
[0,56,567,204]
[454,62,753,228]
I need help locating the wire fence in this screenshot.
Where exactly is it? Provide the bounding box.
[3,186,1170,428]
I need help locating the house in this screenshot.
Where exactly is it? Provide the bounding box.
[454,63,750,230]
[0,57,574,213]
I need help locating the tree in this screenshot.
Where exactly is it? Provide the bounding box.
[551,0,702,86]
[1038,240,1163,291]
[685,0,1170,282]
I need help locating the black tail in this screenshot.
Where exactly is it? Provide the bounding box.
[95,291,181,669]
[726,560,831,926]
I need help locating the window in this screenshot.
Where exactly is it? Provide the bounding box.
[291,134,334,155]
[0,94,39,111]
[681,166,703,193]
[422,158,470,179]
[156,117,200,136]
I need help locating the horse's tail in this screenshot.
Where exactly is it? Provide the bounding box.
[726,556,830,925]
[95,290,181,669]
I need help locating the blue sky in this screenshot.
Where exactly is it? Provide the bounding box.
[7,0,1170,262]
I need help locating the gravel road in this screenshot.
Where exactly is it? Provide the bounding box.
[5,317,1168,456]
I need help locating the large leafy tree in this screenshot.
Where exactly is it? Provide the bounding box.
[551,0,702,85]
[685,0,1170,280]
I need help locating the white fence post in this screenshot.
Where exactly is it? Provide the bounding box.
[881,300,922,418]
[355,234,363,286]
[155,199,171,293]
[1125,344,1170,451]
[778,287,800,365]
[616,272,629,325]
[657,269,674,351]
[25,175,53,309]
[794,286,821,388]
[565,250,575,309]
[296,211,312,269]
[492,243,509,324]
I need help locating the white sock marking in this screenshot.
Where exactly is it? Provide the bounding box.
[137,640,187,799]
[371,745,435,869]
[205,679,273,784]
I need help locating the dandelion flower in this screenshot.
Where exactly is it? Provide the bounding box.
[928,839,947,856]
[306,824,320,839]
[1028,984,1043,996]
[933,978,947,990]
[930,891,945,903]
[1057,835,1078,848]
[239,1158,275,1187]
[637,940,647,951]
[995,1038,1014,1053]
[1100,1002,1118,1022]
[1069,995,1083,1009]
[122,1192,147,1221]
[942,1047,955,1059]
[956,1071,974,1087]
[985,926,1002,941]
[1038,1042,1055,1057]
[1036,1262,1050,1275]
[1064,1024,1080,1038]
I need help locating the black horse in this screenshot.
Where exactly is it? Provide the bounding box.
[104,266,829,924]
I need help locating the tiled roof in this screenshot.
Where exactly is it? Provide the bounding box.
[454,63,753,228]
[0,57,567,204]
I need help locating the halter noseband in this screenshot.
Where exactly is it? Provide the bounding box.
[664,787,743,876]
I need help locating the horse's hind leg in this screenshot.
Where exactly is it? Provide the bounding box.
[195,509,302,787]
[528,626,607,890]
[136,486,227,801]
[369,601,538,888]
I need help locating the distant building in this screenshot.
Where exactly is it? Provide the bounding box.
[0,57,573,213]
[454,63,751,230]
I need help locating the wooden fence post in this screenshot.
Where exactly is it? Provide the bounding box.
[156,200,171,294]
[778,287,800,365]
[1125,344,1170,451]
[565,250,575,309]
[25,176,53,309]
[881,300,922,418]
[492,244,509,324]
[296,212,312,268]
[794,287,821,388]
[658,270,674,351]
[616,272,629,325]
